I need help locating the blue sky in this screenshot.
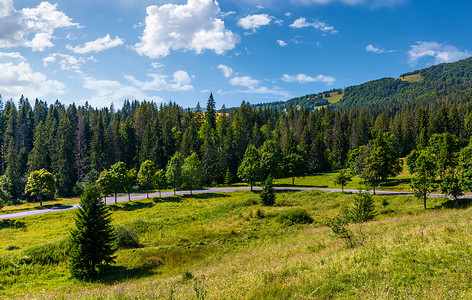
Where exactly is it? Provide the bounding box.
[0,0,471,109]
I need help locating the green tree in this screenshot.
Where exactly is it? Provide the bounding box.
[27,121,50,173]
[224,168,232,186]
[259,140,283,179]
[166,152,184,195]
[410,152,437,210]
[24,169,55,206]
[69,184,115,279]
[55,117,77,197]
[123,168,136,201]
[350,192,376,223]
[108,162,128,203]
[182,153,203,195]
[440,167,463,207]
[237,145,261,191]
[138,160,156,198]
[260,176,276,206]
[285,153,306,186]
[334,169,352,192]
[96,169,115,203]
[154,169,167,197]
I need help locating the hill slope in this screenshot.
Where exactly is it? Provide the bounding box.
[255,56,472,111]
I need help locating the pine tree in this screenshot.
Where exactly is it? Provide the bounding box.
[90,112,108,173]
[206,93,217,130]
[27,121,50,173]
[55,117,77,197]
[69,184,115,279]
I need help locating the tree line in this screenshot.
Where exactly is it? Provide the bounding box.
[2,88,472,204]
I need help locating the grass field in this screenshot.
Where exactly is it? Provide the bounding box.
[1,181,471,299]
[324,91,344,104]
[399,74,423,83]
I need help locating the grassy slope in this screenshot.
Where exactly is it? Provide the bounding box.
[1,183,471,299]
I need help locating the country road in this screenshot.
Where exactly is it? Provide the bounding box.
[0,187,447,220]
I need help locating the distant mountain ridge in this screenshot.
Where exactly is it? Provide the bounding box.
[251,56,472,111]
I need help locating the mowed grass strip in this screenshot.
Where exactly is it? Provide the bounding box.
[0,189,470,299]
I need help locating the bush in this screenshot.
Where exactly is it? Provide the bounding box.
[277,208,313,226]
[114,226,140,249]
[260,176,276,206]
[350,192,376,223]
[5,245,19,251]
[22,238,71,265]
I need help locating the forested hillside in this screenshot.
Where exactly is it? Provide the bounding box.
[2,79,472,203]
[253,56,472,111]
[336,56,472,108]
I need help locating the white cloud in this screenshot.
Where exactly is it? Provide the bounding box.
[151,62,165,69]
[0,1,79,51]
[83,76,163,108]
[366,44,383,53]
[282,73,335,85]
[217,64,233,78]
[124,71,193,92]
[230,76,260,87]
[408,41,471,66]
[277,40,287,47]
[43,53,94,72]
[285,12,292,17]
[0,51,24,60]
[238,14,272,31]
[67,34,124,54]
[0,60,66,100]
[135,0,239,58]
[366,44,395,54]
[290,17,337,34]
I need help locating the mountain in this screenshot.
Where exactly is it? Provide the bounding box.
[252,56,472,111]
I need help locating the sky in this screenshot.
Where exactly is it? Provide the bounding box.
[0,0,471,109]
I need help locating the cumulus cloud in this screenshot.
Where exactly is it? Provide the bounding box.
[290,17,337,34]
[282,73,335,85]
[0,60,66,100]
[238,14,272,31]
[135,0,239,58]
[217,64,233,78]
[67,34,124,54]
[0,0,79,51]
[230,76,260,87]
[277,40,287,47]
[408,41,471,66]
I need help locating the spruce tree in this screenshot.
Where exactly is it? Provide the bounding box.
[260,176,276,206]
[69,184,115,279]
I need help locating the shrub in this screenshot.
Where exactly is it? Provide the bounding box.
[114,226,140,249]
[183,271,194,280]
[277,208,313,226]
[22,238,71,265]
[350,192,376,223]
[260,176,275,206]
[5,245,19,251]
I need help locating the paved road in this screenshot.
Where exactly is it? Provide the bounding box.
[0,187,447,220]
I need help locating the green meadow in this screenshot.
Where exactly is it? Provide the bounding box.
[1,182,471,299]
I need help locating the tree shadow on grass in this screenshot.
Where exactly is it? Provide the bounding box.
[35,203,66,210]
[181,192,230,200]
[0,219,26,230]
[109,202,154,212]
[94,265,157,284]
[275,184,328,188]
[432,197,472,210]
[380,178,411,188]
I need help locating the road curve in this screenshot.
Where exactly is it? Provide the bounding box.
[0,187,445,220]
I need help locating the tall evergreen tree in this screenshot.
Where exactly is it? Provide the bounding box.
[55,117,77,197]
[69,184,115,279]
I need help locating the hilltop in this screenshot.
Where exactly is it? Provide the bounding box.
[253,56,472,111]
